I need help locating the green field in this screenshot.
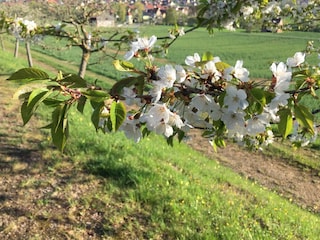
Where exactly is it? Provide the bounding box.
[31,26,320,79]
[1,29,320,239]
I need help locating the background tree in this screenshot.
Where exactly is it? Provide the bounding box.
[164,7,177,25]
[38,2,131,78]
[133,1,145,23]
[115,3,128,23]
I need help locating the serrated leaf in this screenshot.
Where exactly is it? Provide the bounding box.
[278,108,293,139]
[82,89,109,102]
[13,81,58,100]
[110,76,144,96]
[59,74,87,88]
[201,52,214,61]
[77,96,87,113]
[250,88,267,114]
[7,68,49,81]
[21,89,52,125]
[51,104,69,151]
[43,98,65,107]
[27,88,48,106]
[177,129,185,143]
[215,61,231,72]
[110,101,126,132]
[166,135,174,146]
[91,102,104,130]
[294,104,314,135]
[113,60,135,72]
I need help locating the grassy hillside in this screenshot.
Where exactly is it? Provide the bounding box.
[1,32,320,239]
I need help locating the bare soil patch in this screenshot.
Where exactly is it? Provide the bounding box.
[0,79,106,239]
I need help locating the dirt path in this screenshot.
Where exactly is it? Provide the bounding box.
[186,130,320,213]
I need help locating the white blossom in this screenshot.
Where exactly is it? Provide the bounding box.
[120,116,142,143]
[241,6,254,18]
[22,19,37,33]
[223,66,234,81]
[200,60,222,81]
[185,53,201,67]
[221,109,246,133]
[124,35,157,60]
[234,60,250,82]
[270,62,292,95]
[175,65,186,83]
[286,52,305,67]
[157,64,176,88]
[140,103,177,137]
[246,113,269,136]
[154,122,174,137]
[150,83,163,103]
[222,20,235,31]
[190,94,213,113]
[224,86,248,111]
[168,112,184,129]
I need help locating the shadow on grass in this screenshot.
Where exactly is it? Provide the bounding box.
[67,134,153,188]
[84,155,151,188]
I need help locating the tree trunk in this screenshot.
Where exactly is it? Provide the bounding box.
[14,38,19,58]
[78,49,90,78]
[0,36,5,51]
[25,41,33,67]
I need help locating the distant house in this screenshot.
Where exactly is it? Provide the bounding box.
[89,12,115,28]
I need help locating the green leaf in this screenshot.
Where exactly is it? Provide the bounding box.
[278,108,293,139]
[51,104,69,151]
[110,76,144,96]
[201,52,214,61]
[166,135,174,147]
[294,104,314,135]
[21,89,52,125]
[91,102,104,131]
[177,129,185,143]
[13,81,59,100]
[110,101,126,132]
[42,98,65,107]
[7,68,49,82]
[76,96,87,114]
[249,88,267,114]
[58,73,87,88]
[82,89,109,102]
[113,60,135,72]
[215,61,231,72]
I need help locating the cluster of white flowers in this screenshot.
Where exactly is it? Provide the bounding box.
[198,0,319,33]
[110,36,319,148]
[22,19,37,34]
[80,9,320,149]
[124,35,157,61]
[9,17,37,39]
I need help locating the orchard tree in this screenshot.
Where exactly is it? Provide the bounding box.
[164,7,178,25]
[4,0,320,151]
[5,16,38,66]
[133,1,145,23]
[40,2,129,78]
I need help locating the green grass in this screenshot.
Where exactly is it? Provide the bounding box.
[134,26,320,78]
[39,105,320,239]
[31,26,320,80]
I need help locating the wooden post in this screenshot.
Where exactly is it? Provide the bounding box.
[25,41,33,67]
[14,38,19,58]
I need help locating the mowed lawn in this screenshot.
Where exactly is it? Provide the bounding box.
[1,29,320,239]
